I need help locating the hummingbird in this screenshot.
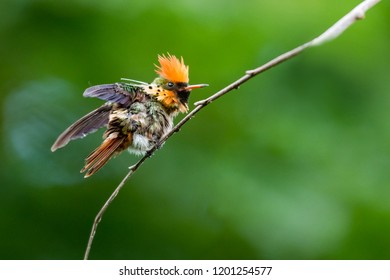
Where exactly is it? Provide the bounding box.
[51,54,208,178]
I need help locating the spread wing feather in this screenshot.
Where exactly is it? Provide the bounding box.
[51,104,111,151]
[83,83,139,106]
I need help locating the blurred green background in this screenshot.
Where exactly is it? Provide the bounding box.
[1,0,389,260]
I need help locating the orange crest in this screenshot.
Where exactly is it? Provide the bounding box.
[155,54,189,83]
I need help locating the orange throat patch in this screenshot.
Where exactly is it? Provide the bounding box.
[156,88,188,113]
[142,84,188,114]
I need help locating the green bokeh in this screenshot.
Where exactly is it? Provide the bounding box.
[1,0,389,259]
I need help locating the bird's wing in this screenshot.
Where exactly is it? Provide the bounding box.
[83,83,141,106]
[51,104,112,151]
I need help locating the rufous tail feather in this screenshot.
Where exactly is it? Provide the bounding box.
[81,134,127,178]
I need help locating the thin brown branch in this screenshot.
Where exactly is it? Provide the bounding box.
[83,0,381,260]
[83,157,148,260]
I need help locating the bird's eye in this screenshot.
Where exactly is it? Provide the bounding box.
[167,82,174,88]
